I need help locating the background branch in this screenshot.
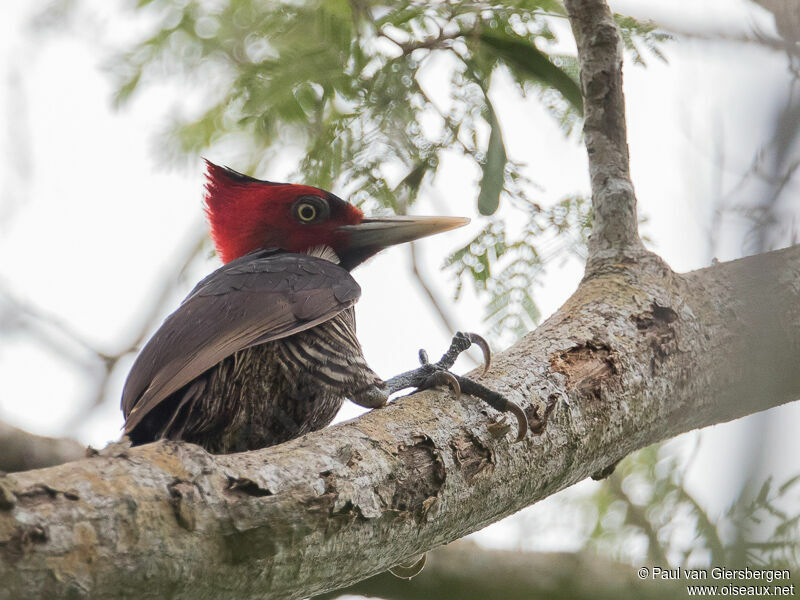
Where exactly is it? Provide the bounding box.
[0,420,84,473]
[0,230,207,430]
[318,542,681,600]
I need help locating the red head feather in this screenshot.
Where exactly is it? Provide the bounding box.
[204,160,363,263]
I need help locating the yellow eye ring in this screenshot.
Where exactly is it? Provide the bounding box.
[297,202,317,222]
[292,195,330,224]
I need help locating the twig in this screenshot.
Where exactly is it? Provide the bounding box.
[377,26,464,56]
[606,471,670,567]
[409,242,458,334]
[64,229,208,427]
[677,486,726,564]
[0,227,209,433]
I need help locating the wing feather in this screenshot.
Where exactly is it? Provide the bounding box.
[121,248,360,432]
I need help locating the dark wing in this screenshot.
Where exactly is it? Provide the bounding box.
[121,248,360,433]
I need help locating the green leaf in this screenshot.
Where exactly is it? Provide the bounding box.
[374,5,426,28]
[396,162,428,195]
[113,69,142,108]
[479,30,583,115]
[478,100,506,216]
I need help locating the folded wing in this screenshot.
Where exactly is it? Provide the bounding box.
[121,248,360,433]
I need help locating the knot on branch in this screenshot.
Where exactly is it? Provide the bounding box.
[632,303,679,374]
[391,436,446,522]
[550,342,618,402]
[168,479,200,531]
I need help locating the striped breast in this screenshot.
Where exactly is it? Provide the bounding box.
[137,307,384,453]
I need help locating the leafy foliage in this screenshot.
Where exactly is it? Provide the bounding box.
[445,195,591,339]
[587,439,800,569]
[615,14,671,66]
[65,0,664,338]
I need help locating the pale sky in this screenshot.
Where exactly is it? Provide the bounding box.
[1,0,798,557]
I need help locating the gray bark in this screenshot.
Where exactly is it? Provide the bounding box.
[1,243,798,599]
[565,0,645,266]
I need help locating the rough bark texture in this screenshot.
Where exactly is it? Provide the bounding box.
[317,542,683,600]
[2,1,798,598]
[1,244,799,599]
[565,0,645,267]
[0,421,84,473]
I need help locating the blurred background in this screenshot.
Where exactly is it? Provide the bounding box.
[1,0,799,596]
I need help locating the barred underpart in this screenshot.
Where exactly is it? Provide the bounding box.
[129,307,386,454]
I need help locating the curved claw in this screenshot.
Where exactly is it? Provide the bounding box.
[389,553,427,579]
[425,371,461,400]
[505,400,529,443]
[465,332,491,375]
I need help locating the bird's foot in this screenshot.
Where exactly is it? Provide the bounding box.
[385,332,528,443]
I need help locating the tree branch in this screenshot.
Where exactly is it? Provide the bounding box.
[3,3,797,598]
[1,243,799,598]
[565,0,645,264]
[318,542,682,600]
[0,420,84,473]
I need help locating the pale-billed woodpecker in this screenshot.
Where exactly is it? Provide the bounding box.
[121,161,527,454]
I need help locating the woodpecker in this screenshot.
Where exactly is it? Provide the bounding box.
[121,161,527,454]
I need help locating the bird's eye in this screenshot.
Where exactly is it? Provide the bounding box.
[297,203,316,221]
[292,196,329,224]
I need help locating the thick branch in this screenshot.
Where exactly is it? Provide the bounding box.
[319,542,681,600]
[565,0,644,262]
[0,420,84,473]
[1,244,798,599]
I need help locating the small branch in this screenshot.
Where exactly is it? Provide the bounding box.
[377,26,465,56]
[667,27,797,55]
[122,230,208,354]
[606,472,669,566]
[564,0,645,264]
[0,285,108,367]
[408,242,481,369]
[0,420,84,473]
[0,228,207,432]
[677,486,726,564]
